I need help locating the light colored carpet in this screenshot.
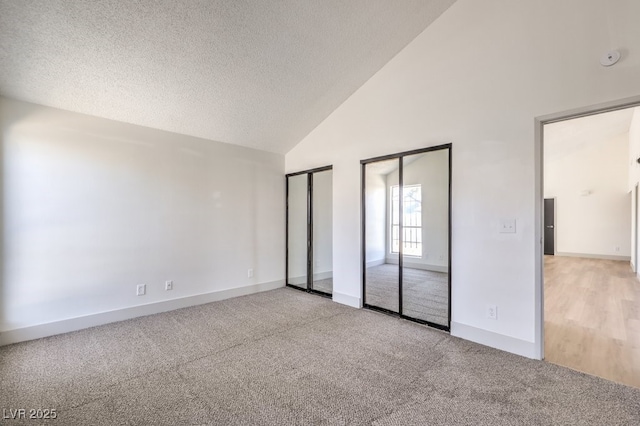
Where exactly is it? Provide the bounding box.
[1,287,639,425]
[312,277,333,294]
[365,264,448,326]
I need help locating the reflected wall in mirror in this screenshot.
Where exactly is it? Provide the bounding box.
[312,170,333,294]
[364,158,399,313]
[401,150,450,326]
[286,166,333,296]
[287,173,308,289]
[362,145,451,330]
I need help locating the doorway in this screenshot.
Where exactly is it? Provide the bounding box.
[361,144,452,331]
[286,166,333,297]
[536,96,640,387]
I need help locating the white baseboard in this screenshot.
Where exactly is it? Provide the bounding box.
[332,292,362,308]
[313,271,333,280]
[555,252,631,261]
[0,280,284,346]
[366,259,385,268]
[385,257,448,273]
[288,275,306,285]
[451,321,539,360]
[403,261,448,273]
[288,271,333,285]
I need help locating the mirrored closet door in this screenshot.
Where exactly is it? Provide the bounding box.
[286,166,333,296]
[362,145,451,330]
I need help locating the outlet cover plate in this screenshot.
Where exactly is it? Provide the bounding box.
[486,304,497,320]
[136,284,146,296]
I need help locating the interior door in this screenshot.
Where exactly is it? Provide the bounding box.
[544,198,555,255]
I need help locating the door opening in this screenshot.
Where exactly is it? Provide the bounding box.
[537,97,640,388]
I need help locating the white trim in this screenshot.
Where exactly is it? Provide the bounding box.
[385,257,448,273]
[366,259,385,268]
[555,252,631,261]
[0,280,284,346]
[288,271,333,284]
[451,321,538,359]
[288,275,307,285]
[313,271,333,280]
[332,291,361,308]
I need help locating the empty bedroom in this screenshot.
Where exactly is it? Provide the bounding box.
[1,0,640,424]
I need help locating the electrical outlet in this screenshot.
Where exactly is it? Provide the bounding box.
[247,268,254,278]
[615,246,620,252]
[486,305,497,320]
[165,280,173,291]
[136,284,146,296]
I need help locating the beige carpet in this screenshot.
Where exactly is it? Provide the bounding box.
[312,277,333,294]
[1,287,639,425]
[365,264,448,326]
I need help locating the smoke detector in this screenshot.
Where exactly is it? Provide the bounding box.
[600,50,621,67]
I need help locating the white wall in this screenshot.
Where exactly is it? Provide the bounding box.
[636,185,640,278]
[627,108,640,190]
[628,107,640,274]
[385,150,449,271]
[545,132,630,258]
[312,170,333,278]
[287,174,308,284]
[0,97,285,337]
[287,169,333,283]
[285,0,640,358]
[365,167,388,266]
[631,185,637,271]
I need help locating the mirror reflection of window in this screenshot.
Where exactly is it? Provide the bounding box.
[362,145,451,330]
[391,184,422,257]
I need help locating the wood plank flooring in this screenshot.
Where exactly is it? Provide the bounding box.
[544,255,640,388]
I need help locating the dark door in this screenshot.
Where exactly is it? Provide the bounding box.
[544,198,555,255]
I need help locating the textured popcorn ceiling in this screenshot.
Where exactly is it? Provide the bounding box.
[0,0,456,154]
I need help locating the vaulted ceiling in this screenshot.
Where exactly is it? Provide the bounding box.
[0,0,456,154]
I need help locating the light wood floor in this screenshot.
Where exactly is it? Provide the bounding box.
[544,255,640,388]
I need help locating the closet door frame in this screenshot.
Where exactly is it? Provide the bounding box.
[361,144,452,331]
[286,165,333,298]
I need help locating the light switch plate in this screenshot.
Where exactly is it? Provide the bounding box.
[499,219,516,233]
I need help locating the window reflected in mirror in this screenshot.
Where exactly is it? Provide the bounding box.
[362,145,451,329]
